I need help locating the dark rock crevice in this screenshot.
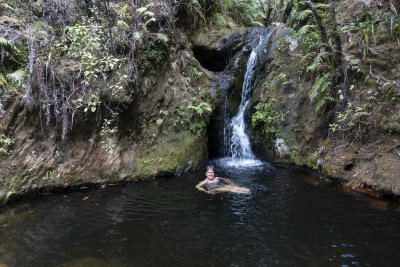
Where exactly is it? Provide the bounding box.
[192,45,230,72]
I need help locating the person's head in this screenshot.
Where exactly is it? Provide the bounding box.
[205,166,215,180]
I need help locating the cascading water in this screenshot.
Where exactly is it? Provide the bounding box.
[222,31,271,167]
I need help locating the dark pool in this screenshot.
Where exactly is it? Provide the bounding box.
[1,160,400,266]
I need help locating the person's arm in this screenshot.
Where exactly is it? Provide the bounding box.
[196,180,208,193]
[218,177,237,185]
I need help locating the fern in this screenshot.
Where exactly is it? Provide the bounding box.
[314,95,334,113]
[6,69,25,86]
[314,3,329,9]
[296,9,313,21]
[0,37,20,56]
[310,72,334,113]
[306,52,330,72]
[314,52,329,63]
[306,62,319,72]
[310,73,331,102]
[0,37,16,51]
[297,24,317,36]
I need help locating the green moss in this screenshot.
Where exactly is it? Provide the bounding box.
[135,131,206,179]
[290,146,304,166]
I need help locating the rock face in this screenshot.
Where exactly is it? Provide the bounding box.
[250,2,400,197]
[0,24,214,203]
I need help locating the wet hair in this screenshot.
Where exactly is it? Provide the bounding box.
[205,166,214,172]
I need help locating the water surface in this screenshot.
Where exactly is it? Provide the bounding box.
[1,161,400,266]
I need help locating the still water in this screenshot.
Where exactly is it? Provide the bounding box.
[1,160,400,266]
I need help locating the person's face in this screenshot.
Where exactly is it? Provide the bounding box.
[206,169,215,180]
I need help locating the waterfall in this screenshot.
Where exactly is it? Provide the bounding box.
[222,31,270,167]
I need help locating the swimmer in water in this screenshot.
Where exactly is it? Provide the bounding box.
[196,166,251,194]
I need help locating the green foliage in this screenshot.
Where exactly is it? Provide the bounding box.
[156,109,169,127]
[252,99,286,139]
[178,0,207,26]
[0,37,24,94]
[0,125,14,155]
[172,97,212,136]
[57,19,121,82]
[155,33,169,44]
[217,0,265,27]
[329,104,369,134]
[357,10,395,59]
[42,170,55,181]
[0,37,20,58]
[6,69,25,86]
[310,73,334,114]
[344,55,361,72]
[144,37,169,70]
[390,16,400,42]
[296,9,313,21]
[294,25,320,53]
[297,24,317,36]
[188,101,212,116]
[100,118,118,153]
[305,51,331,72]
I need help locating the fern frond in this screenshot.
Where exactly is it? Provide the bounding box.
[6,69,25,86]
[314,51,329,64]
[310,73,331,102]
[314,95,334,113]
[306,52,330,72]
[306,62,319,72]
[299,52,316,65]
[314,3,329,9]
[319,79,331,93]
[0,37,19,55]
[117,20,130,31]
[297,24,317,36]
[296,9,313,21]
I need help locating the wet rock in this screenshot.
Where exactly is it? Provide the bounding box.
[275,138,290,158]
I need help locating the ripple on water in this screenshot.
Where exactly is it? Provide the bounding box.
[1,161,400,266]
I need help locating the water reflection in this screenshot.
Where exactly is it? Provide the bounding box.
[0,165,400,266]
